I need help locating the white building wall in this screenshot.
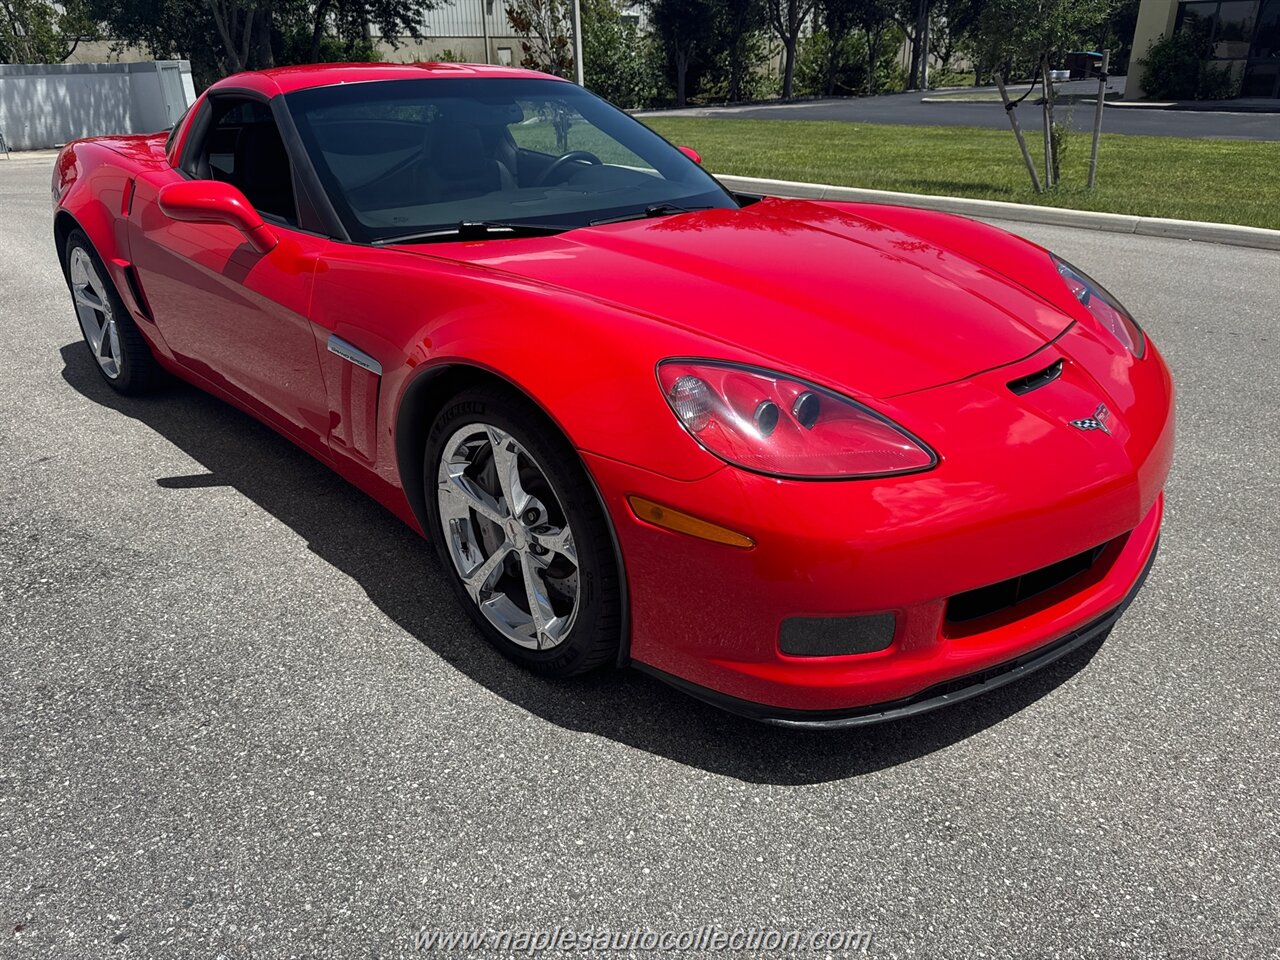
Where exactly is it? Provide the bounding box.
[0,61,195,151]
[376,1,650,64]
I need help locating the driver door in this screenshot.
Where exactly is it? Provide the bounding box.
[129,95,331,458]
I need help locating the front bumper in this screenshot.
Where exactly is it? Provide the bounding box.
[582,325,1174,719]
[637,535,1159,729]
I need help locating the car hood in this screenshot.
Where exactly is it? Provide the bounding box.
[406,197,1074,398]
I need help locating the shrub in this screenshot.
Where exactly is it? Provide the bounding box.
[1138,27,1240,101]
[701,29,776,103]
[795,28,905,97]
[1197,61,1241,99]
[582,0,659,108]
[1139,31,1203,99]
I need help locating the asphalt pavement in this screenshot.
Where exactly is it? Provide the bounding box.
[2,156,1277,958]
[640,90,1280,140]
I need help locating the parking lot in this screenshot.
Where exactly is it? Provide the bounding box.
[638,89,1280,140]
[2,155,1277,958]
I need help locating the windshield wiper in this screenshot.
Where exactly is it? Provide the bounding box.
[376,221,569,245]
[589,203,715,226]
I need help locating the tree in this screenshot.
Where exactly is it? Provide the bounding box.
[505,0,659,106]
[714,0,766,102]
[798,1,903,97]
[1102,0,1138,74]
[505,0,574,77]
[766,0,817,100]
[928,0,986,79]
[206,0,269,72]
[1,0,98,63]
[581,0,657,107]
[851,0,897,94]
[969,0,1119,189]
[85,0,441,88]
[647,0,718,106]
[889,0,931,90]
[814,0,858,95]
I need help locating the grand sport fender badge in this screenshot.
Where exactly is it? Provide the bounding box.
[1069,403,1112,435]
[327,335,382,376]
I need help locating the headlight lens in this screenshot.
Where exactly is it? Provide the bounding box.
[1053,255,1145,358]
[657,360,937,479]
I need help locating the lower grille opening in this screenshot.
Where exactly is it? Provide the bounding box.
[946,543,1108,624]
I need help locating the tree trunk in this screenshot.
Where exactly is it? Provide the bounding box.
[256,3,274,69]
[209,1,245,73]
[866,29,876,96]
[308,0,331,63]
[728,35,743,101]
[918,3,929,90]
[782,36,797,100]
[907,0,928,89]
[676,48,688,107]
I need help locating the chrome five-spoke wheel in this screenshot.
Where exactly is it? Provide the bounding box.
[437,422,580,652]
[63,230,157,394]
[68,245,122,380]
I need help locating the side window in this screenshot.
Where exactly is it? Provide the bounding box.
[203,98,297,225]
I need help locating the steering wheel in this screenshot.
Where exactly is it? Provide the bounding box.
[536,150,603,187]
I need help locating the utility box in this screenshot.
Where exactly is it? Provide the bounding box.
[1064,52,1104,80]
[0,61,196,151]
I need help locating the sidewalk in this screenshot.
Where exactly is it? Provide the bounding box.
[920,77,1280,114]
[0,148,62,162]
[1108,97,1280,113]
[922,76,1126,105]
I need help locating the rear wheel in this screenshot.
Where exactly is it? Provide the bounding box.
[64,230,159,394]
[424,385,622,677]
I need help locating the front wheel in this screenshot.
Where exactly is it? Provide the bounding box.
[424,385,623,677]
[64,229,159,394]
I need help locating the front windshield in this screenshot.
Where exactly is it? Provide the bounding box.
[285,77,737,243]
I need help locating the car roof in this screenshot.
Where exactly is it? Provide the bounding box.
[209,61,569,97]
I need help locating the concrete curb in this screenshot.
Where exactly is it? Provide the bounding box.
[1,149,63,163]
[919,95,1120,105]
[715,174,1280,251]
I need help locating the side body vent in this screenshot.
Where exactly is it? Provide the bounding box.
[122,265,153,322]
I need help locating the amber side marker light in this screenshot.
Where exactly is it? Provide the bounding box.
[627,496,756,549]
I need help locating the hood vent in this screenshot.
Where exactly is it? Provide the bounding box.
[1007,359,1063,396]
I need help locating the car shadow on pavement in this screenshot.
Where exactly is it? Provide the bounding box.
[62,343,1106,786]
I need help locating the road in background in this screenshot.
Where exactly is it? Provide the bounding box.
[640,89,1280,140]
[2,158,1277,958]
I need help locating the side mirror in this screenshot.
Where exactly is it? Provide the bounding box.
[677,145,702,166]
[157,180,278,254]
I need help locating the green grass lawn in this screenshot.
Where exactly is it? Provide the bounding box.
[639,117,1280,229]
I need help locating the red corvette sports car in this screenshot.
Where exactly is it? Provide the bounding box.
[52,63,1174,728]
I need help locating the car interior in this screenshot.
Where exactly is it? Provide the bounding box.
[202,99,299,225]
[185,81,729,244]
[288,90,721,240]
[301,98,664,232]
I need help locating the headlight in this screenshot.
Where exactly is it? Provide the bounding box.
[657,360,937,479]
[1052,255,1145,358]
